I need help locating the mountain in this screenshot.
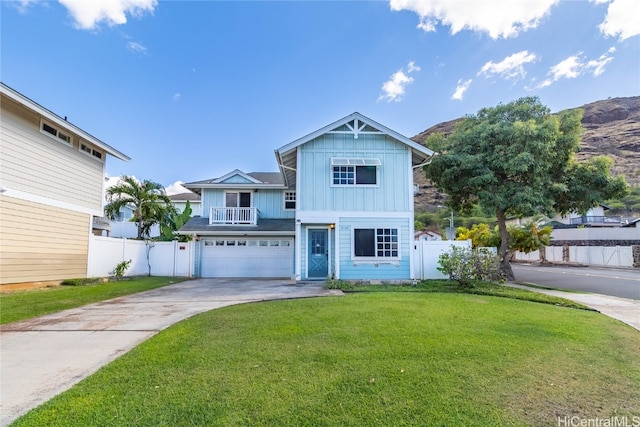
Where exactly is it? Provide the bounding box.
[411,96,640,212]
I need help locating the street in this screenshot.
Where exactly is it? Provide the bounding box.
[512,264,640,300]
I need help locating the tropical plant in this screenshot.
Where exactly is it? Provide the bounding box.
[508,220,552,261]
[160,200,193,242]
[105,176,175,240]
[424,97,628,279]
[111,259,131,281]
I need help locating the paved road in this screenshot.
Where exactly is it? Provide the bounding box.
[512,264,640,300]
[0,279,341,427]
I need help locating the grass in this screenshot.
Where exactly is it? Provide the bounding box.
[12,293,640,427]
[0,276,185,325]
[326,279,591,310]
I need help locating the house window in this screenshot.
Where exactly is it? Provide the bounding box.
[354,228,399,258]
[331,158,380,186]
[79,142,104,161]
[284,192,296,210]
[225,192,251,208]
[41,120,72,146]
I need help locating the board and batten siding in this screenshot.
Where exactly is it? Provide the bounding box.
[0,97,105,214]
[0,196,90,284]
[337,217,412,281]
[200,189,294,219]
[298,133,411,212]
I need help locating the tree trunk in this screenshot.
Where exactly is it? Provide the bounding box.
[496,209,515,280]
[136,207,143,240]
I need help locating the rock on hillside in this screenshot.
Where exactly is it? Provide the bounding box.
[412,96,640,212]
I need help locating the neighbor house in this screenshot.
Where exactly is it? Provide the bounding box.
[553,204,622,227]
[0,82,129,286]
[169,192,201,216]
[180,112,435,280]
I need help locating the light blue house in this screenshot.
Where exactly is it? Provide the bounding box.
[181,112,435,280]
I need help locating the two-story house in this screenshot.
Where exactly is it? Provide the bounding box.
[0,83,129,287]
[180,112,435,281]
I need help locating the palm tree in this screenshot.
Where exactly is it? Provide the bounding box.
[105,176,175,240]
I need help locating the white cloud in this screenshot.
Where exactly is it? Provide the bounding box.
[126,41,148,55]
[598,0,639,40]
[58,0,157,30]
[587,47,616,76]
[536,47,616,89]
[451,79,472,100]
[165,181,191,196]
[378,61,420,103]
[407,61,421,73]
[172,93,182,101]
[389,0,559,39]
[9,0,39,14]
[478,50,537,80]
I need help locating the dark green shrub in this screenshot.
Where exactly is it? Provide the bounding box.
[60,278,103,286]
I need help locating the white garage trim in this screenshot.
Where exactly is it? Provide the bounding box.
[200,238,294,278]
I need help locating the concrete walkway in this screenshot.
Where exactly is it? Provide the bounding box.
[510,282,640,332]
[0,279,341,426]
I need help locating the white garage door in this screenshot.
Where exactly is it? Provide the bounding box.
[201,238,293,278]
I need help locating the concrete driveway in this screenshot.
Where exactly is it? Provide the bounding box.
[0,279,341,426]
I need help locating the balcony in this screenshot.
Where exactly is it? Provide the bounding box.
[209,207,258,225]
[569,216,622,227]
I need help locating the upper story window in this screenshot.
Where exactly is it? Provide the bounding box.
[284,191,296,210]
[354,227,399,259]
[79,141,104,161]
[331,158,381,186]
[225,191,251,208]
[41,120,72,146]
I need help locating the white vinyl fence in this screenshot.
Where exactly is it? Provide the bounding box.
[413,239,472,279]
[88,236,194,278]
[513,245,634,268]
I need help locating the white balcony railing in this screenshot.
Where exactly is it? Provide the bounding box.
[209,207,258,225]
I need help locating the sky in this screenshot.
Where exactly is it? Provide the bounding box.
[2,0,639,194]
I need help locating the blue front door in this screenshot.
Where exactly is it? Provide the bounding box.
[308,229,328,278]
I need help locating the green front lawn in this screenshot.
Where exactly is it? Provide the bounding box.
[13,293,640,426]
[0,277,186,325]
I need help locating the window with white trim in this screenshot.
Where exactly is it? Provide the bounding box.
[41,120,72,146]
[331,158,380,186]
[354,228,399,258]
[284,191,296,210]
[79,141,104,161]
[225,191,251,208]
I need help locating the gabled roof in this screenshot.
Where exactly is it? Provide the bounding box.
[275,112,436,187]
[184,169,285,194]
[211,169,263,184]
[1,82,130,161]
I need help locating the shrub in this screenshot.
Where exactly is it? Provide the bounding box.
[438,246,504,287]
[111,259,132,281]
[60,278,103,286]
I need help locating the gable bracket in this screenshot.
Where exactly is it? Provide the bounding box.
[278,164,297,172]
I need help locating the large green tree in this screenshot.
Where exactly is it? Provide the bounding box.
[105,176,175,240]
[424,97,627,280]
